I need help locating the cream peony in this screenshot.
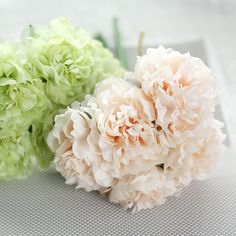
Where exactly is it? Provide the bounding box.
[47,106,103,192]
[48,46,225,212]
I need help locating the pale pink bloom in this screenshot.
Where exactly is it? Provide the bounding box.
[47,47,225,212]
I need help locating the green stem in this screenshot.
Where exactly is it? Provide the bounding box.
[137,32,145,56]
[94,33,109,49]
[112,18,128,70]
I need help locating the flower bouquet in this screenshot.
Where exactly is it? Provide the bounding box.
[0,17,225,212]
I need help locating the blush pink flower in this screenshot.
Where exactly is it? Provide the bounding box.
[47,47,225,212]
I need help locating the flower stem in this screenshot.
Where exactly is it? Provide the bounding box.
[137,32,145,56]
[94,33,109,49]
[112,18,128,70]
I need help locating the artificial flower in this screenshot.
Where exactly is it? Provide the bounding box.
[21,17,124,169]
[0,132,36,181]
[48,47,225,211]
[0,42,47,180]
[22,17,124,105]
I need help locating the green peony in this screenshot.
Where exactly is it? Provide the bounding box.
[20,17,124,171]
[0,42,48,180]
[0,132,35,181]
[22,17,124,105]
[0,17,124,181]
[19,17,124,171]
[0,18,124,181]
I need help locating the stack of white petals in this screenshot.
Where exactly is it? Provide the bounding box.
[47,46,225,212]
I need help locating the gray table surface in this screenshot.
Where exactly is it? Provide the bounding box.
[1,147,235,236]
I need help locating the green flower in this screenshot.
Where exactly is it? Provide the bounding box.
[0,43,48,180]
[21,17,124,170]
[30,108,60,168]
[0,132,35,181]
[22,17,124,105]
[0,43,47,135]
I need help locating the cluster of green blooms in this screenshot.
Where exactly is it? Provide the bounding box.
[0,43,48,180]
[0,17,124,181]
